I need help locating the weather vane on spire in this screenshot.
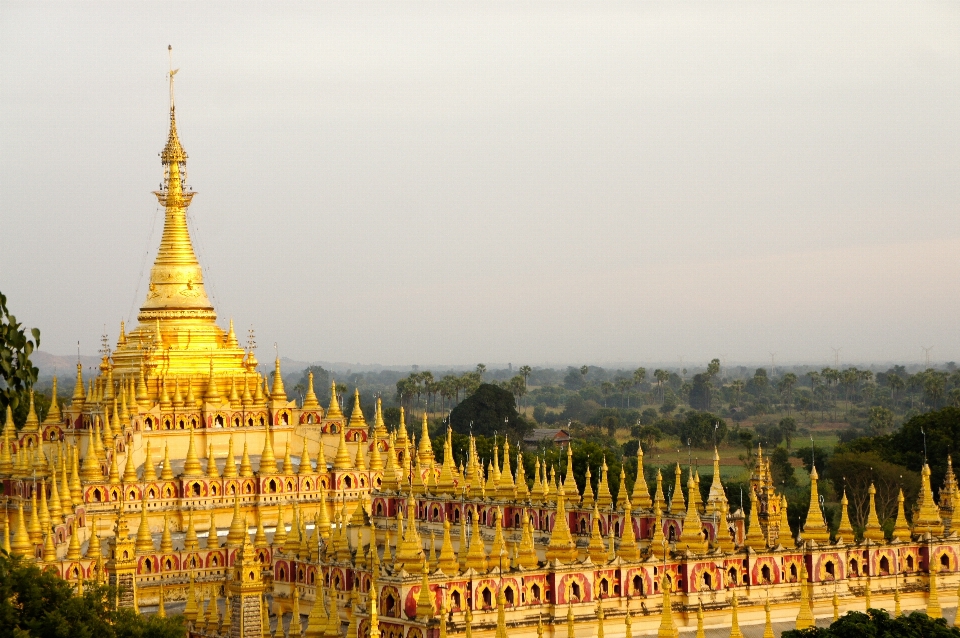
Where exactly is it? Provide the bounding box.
[168,45,179,112]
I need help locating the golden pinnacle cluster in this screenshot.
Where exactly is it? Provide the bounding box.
[3,66,960,638]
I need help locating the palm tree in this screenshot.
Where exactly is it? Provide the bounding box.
[731,379,745,408]
[654,369,669,403]
[617,378,632,408]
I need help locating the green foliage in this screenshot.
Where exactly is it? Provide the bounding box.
[675,411,727,448]
[826,450,919,531]
[769,446,797,488]
[782,609,960,638]
[794,445,828,475]
[0,292,41,423]
[688,374,712,411]
[449,383,530,439]
[0,551,184,638]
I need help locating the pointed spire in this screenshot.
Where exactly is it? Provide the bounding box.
[864,483,884,542]
[160,442,175,480]
[302,371,320,410]
[619,498,641,561]
[795,562,814,629]
[182,424,203,477]
[185,509,199,550]
[326,381,343,419]
[221,434,238,478]
[464,508,488,572]
[295,441,313,476]
[259,421,277,475]
[656,575,678,638]
[587,503,607,563]
[729,589,744,638]
[239,441,254,477]
[272,357,287,402]
[135,496,155,553]
[545,483,577,563]
[22,390,39,433]
[928,559,942,618]
[416,559,435,619]
[679,468,707,553]
[156,582,166,618]
[281,441,295,475]
[289,586,303,638]
[893,488,911,541]
[762,595,774,638]
[333,422,352,470]
[273,503,288,547]
[160,514,173,554]
[836,490,854,543]
[914,462,944,536]
[184,574,199,624]
[204,443,219,479]
[833,588,841,621]
[227,497,246,548]
[801,466,830,543]
[744,489,767,551]
[438,517,458,574]
[72,362,86,407]
[142,440,157,481]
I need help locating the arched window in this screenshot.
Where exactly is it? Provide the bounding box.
[941,554,951,570]
[703,572,713,589]
[344,476,352,489]
[632,575,642,595]
[482,588,492,607]
[906,555,914,570]
[790,564,798,581]
[452,590,462,610]
[761,565,771,584]
[878,557,889,575]
[531,584,541,602]
[504,587,515,605]
[849,559,859,577]
[571,582,581,600]
[728,567,737,586]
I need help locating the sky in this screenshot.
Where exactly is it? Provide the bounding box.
[1,1,959,369]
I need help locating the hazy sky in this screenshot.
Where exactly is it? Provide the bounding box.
[2,2,959,368]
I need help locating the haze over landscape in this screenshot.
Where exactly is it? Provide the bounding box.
[1,2,959,366]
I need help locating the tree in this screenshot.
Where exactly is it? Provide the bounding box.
[706,358,720,378]
[653,369,669,403]
[826,450,919,532]
[779,417,798,449]
[676,412,727,448]
[782,609,960,638]
[449,383,530,439]
[767,446,797,487]
[0,292,41,422]
[633,367,647,386]
[867,407,894,436]
[0,551,185,638]
[635,425,663,451]
[688,374,712,411]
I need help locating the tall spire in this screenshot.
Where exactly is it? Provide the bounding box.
[140,47,213,322]
[801,466,830,543]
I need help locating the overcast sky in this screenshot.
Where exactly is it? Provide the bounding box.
[1,2,959,369]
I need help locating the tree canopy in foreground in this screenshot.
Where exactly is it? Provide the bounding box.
[782,609,960,638]
[0,551,184,638]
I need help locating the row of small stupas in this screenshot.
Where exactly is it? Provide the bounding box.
[5,61,960,638]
